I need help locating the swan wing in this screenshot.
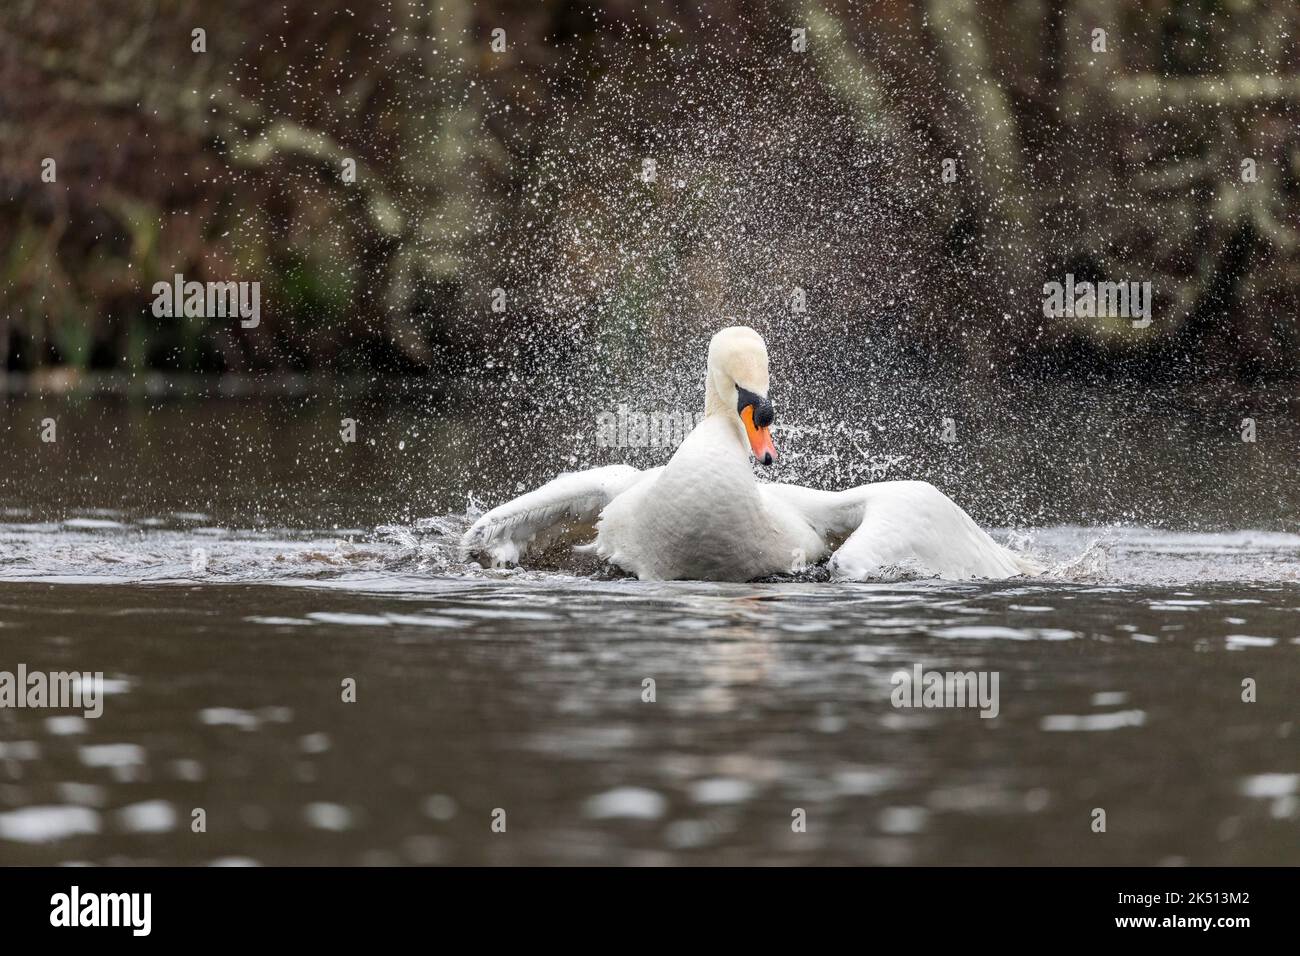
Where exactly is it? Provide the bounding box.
[762,480,1041,580]
[460,465,645,566]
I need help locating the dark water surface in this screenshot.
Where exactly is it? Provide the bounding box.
[0,388,1297,864]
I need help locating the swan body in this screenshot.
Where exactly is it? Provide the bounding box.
[594,414,827,580]
[461,327,1040,582]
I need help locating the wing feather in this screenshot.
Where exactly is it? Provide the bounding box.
[460,465,644,566]
[763,480,1041,580]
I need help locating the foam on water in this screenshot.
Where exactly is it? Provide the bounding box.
[1,515,1298,588]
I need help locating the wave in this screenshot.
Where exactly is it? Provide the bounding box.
[1,511,1298,588]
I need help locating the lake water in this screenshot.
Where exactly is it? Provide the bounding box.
[0,383,1297,865]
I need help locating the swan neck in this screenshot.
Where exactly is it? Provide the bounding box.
[704,370,730,418]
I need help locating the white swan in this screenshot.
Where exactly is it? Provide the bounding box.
[461,326,1040,581]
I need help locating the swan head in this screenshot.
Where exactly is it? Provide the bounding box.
[707,325,777,466]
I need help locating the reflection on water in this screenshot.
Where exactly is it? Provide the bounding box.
[0,533,1296,865]
[0,391,1297,864]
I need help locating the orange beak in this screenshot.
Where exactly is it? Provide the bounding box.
[741,405,778,465]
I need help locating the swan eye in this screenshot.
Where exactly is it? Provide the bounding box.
[736,387,774,427]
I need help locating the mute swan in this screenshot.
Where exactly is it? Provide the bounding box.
[461,326,1040,581]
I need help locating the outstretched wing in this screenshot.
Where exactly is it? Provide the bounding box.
[761,480,1041,580]
[460,465,645,566]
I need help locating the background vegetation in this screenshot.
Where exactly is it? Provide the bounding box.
[2,0,1299,387]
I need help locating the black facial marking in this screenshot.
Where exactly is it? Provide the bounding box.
[736,386,775,428]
